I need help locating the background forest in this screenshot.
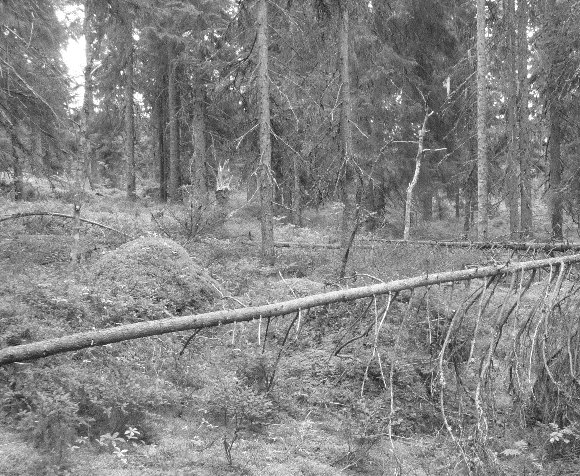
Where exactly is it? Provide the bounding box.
[1,0,580,475]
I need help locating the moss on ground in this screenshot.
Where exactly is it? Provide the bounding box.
[90,236,221,322]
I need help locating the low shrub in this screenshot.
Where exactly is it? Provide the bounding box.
[152,189,227,241]
[201,370,274,429]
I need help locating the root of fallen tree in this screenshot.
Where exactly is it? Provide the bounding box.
[0,211,133,239]
[1,252,580,365]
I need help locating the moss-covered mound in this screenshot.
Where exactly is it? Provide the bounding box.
[90,236,221,322]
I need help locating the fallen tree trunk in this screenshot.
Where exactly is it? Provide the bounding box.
[0,211,133,239]
[1,253,579,366]
[358,239,580,253]
[264,239,580,253]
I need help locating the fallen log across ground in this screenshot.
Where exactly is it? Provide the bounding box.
[0,211,133,239]
[256,239,580,253]
[1,253,580,366]
[358,238,580,253]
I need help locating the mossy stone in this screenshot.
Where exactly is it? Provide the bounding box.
[90,236,220,322]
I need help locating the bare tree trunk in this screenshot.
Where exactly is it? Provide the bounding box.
[125,18,136,200]
[518,0,532,236]
[83,1,95,191]
[154,46,168,202]
[9,128,23,200]
[72,0,93,266]
[476,0,488,240]
[404,111,432,240]
[167,41,180,202]
[191,69,207,196]
[338,0,357,279]
[549,103,563,240]
[288,17,302,227]
[546,0,563,240]
[257,0,274,265]
[506,0,519,238]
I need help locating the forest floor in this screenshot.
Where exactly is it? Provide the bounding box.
[1,184,580,475]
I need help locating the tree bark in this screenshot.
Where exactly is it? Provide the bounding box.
[3,252,580,366]
[404,111,432,240]
[167,41,180,202]
[546,0,563,240]
[549,102,563,240]
[257,0,275,265]
[338,0,357,278]
[9,128,23,200]
[82,0,95,190]
[125,18,136,200]
[289,17,302,227]
[506,0,520,238]
[154,48,168,202]
[518,0,532,236]
[476,0,488,240]
[72,0,93,266]
[191,68,207,196]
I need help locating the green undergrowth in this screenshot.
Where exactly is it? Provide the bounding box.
[1,190,579,475]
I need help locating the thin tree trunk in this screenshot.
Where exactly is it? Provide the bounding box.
[546,0,563,240]
[83,1,95,191]
[338,0,357,278]
[289,17,302,226]
[506,0,519,238]
[476,0,488,240]
[404,111,432,240]
[125,18,136,200]
[191,69,207,196]
[154,47,167,202]
[72,0,93,266]
[549,103,563,240]
[518,0,532,236]
[167,41,180,202]
[257,0,274,265]
[9,128,23,200]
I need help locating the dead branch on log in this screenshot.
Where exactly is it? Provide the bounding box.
[0,211,134,239]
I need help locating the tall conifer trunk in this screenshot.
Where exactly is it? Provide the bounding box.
[168,41,180,202]
[289,17,302,226]
[257,0,274,264]
[338,0,357,278]
[506,0,520,238]
[72,0,93,266]
[549,102,563,239]
[546,0,563,240]
[191,67,207,196]
[155,42,168,202]
[518,0,532,235]
[125,18,136,200]
[476,0,488,240]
